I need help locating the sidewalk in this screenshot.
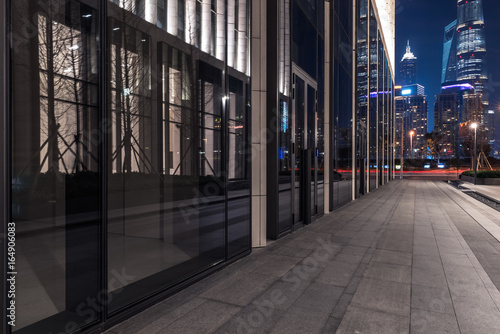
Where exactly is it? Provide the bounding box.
[105,180,500,334]
[458,181,500,202]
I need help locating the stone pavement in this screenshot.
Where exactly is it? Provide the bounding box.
[459,181,500,202]
[105,180,500,334]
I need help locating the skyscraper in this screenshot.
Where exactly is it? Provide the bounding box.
[440,0,493,150]
[456,0,488,106]
[396,42,426,159]
[400,40,417,86]
[441,20,457,85]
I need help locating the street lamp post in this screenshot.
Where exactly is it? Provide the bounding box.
[409,131,414,159]
[471,123,478,185]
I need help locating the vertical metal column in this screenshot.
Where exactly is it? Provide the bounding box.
[99,0,109,325]
[266,0,280,238]
[351,0,357,201]
[366,0,370,192]
[0,0,9,332]
[324,0,331,213]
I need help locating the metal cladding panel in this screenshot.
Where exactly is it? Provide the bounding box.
[374,0,395,73]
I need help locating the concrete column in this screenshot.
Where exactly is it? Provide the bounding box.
[251,0,267,247]
[145,0,157,24]
[167,0,178,36]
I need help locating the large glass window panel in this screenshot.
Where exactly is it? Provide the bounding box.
[196,61,225,263]
[227,77,250,257]
[292,1,317,79]
[383,52,388,183]
[378,36,384,186]
[307,84,317,215]
[317,38,324,214]
[107,14,163,312]
[278,98,292,234]
[333,62,353,208]
[356,0,368,196]
[369,5,378,190]
[294,76,305,223]
[331,5,353,209]
[386,65,392,181]
[11,1,101,332]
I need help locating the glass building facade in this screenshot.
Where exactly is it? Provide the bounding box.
[1,0,395,333]
[439,0,492,152]
[442,19,457,85]
[7,1,250,333]
[456,0,491,141]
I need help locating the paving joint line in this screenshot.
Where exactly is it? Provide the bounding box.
[434,181,500,315]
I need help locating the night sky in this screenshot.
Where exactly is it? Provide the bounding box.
[396,0,500,135]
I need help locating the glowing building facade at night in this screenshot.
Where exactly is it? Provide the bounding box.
[439,0,493,154]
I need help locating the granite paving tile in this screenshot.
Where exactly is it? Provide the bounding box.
[336,306,410,334]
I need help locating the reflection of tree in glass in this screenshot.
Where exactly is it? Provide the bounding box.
[109,1,155,174]
[37,3,98,175]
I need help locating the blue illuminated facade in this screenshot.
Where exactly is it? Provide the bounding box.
[441,20,457,85]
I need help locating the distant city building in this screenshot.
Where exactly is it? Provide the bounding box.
[439,0,494,156]
[441,20,458,85]
[395,84,428,159]
[400,40,417,86]
[396,40,427,159]
[434,82,484,158]
[456,0,488,100]
[455,0,492,142]
[434,92,459,157]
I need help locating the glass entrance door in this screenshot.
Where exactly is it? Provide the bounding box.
[292,67,317,227]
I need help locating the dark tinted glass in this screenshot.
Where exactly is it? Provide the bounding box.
[292,1,317,79]
[11,0,101,332]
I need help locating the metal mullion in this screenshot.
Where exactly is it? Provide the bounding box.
[38,95,99,109]
[223,0,229,260]
[1,0,10,332]
[99,0,109,327]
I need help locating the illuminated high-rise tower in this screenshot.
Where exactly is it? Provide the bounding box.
[441,20,457,85]
[400,40,417,86]
[456,0,488,106]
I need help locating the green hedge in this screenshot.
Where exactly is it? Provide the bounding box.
[461,170,500,178]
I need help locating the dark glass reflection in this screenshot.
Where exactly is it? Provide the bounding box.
[278,98,293,234]
[331,1,353,209]
[369,5,378,191]
[106,10,227,309]
[378,36,384,186]
[356,0,368,197]
[307,85,316,215]
[317,38,325,215]
[294,76,305,223]
[227,76,250,258]
[11,0,101,332]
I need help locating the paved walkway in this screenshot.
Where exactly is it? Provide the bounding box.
[105,180,500,334]
[459,181,500,202]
